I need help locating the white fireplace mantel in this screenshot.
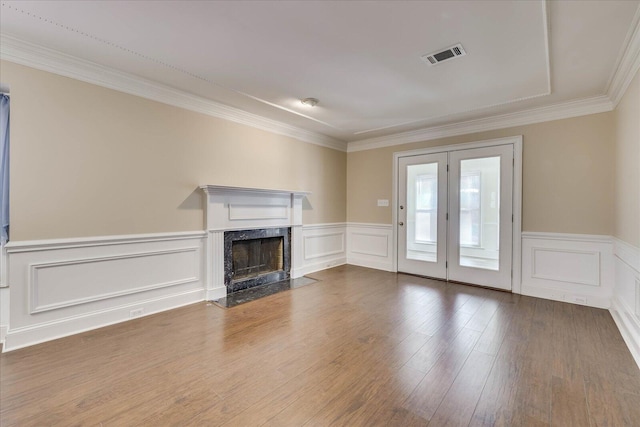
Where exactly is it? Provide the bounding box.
[199,185,310,300]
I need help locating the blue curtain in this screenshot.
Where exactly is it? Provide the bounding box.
[0,95,9,244]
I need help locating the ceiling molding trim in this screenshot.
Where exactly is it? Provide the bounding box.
[346,96,613,153]
[0,34,347,152]
[606,5,640,107]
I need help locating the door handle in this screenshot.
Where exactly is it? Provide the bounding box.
[399,222,404,226]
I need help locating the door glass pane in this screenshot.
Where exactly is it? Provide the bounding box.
[407,163,438,262]
[459,157,500,270]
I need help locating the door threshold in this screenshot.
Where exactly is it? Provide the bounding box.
[398,271,511,293]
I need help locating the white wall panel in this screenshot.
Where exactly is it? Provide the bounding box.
[347,223,394,271]
[301,224,346,275]
[521,232,614,308]
[3,231,206,352]
[304,233,344,260]
[531,248,600,286]
[0,287,8,344]
[30,248,200,313]
[610,238,640,369]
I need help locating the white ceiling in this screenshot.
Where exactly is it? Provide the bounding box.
[1,0,639,146]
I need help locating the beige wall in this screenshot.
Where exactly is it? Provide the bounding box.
[614,69,640,247]
[347,113,615,235]
[3,59,629,242]
[1,61,347,241]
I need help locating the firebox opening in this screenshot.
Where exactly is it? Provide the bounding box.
[223,227,291,294]
[232,236,284,280]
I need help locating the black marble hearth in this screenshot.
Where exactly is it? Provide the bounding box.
[211,276,318,308]
[224,227,291,293]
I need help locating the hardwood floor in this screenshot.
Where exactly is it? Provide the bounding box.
[1,265,639,426]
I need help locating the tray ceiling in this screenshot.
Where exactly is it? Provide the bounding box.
[1,1,639,145]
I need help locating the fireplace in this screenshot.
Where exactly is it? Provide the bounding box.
[224,227,291,293]
[200,185,308,300]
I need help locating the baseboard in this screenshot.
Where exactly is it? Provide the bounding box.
[3,288,204,352]
[205,286,227,301]
[301,257,347,276]
[610,296,640,370]
[520,284,611,309]
[521,232,614,308]
[347,256,395,272]
[0,325,7,344]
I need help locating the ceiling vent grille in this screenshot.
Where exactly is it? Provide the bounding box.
[421,43,466,66]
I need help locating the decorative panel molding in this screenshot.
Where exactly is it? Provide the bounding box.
[531,248,600,286]
[521,232,614,308]
[301,224,347,275]
[304,233,345,260]
[3,232,206,352]
[347,223,394,272]
[228,204,289,221]
[351,233,389,257]
[29,248,200,313]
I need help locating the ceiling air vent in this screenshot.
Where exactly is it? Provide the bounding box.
[421,43,466,66]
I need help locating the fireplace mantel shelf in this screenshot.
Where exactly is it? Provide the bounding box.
[200,185,310,197]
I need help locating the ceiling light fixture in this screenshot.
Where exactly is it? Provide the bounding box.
[301,97,319,107]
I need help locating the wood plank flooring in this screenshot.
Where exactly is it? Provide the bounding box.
[1,265,639,426]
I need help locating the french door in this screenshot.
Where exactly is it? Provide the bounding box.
[397,144,514,291]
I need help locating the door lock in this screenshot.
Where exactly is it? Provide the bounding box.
[399,222,404,226]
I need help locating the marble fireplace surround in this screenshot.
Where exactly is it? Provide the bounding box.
[200,185,309,300]
[224,227,291,293]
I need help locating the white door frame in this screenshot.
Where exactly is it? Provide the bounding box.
[392,135,523,294]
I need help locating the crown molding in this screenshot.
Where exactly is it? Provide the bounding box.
[346,95,613,152]
[0,34,347,152]
[607,5,640,107]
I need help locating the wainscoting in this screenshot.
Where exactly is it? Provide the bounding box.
[610,238,640,368]
[0,225,349,351]
[0,287,8,343]
[0,247,7,343]
[346,223,394,271]
[521,232,615,308]
[1,225,638,368]
[300,223,347,275]
[3,232,207,352]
